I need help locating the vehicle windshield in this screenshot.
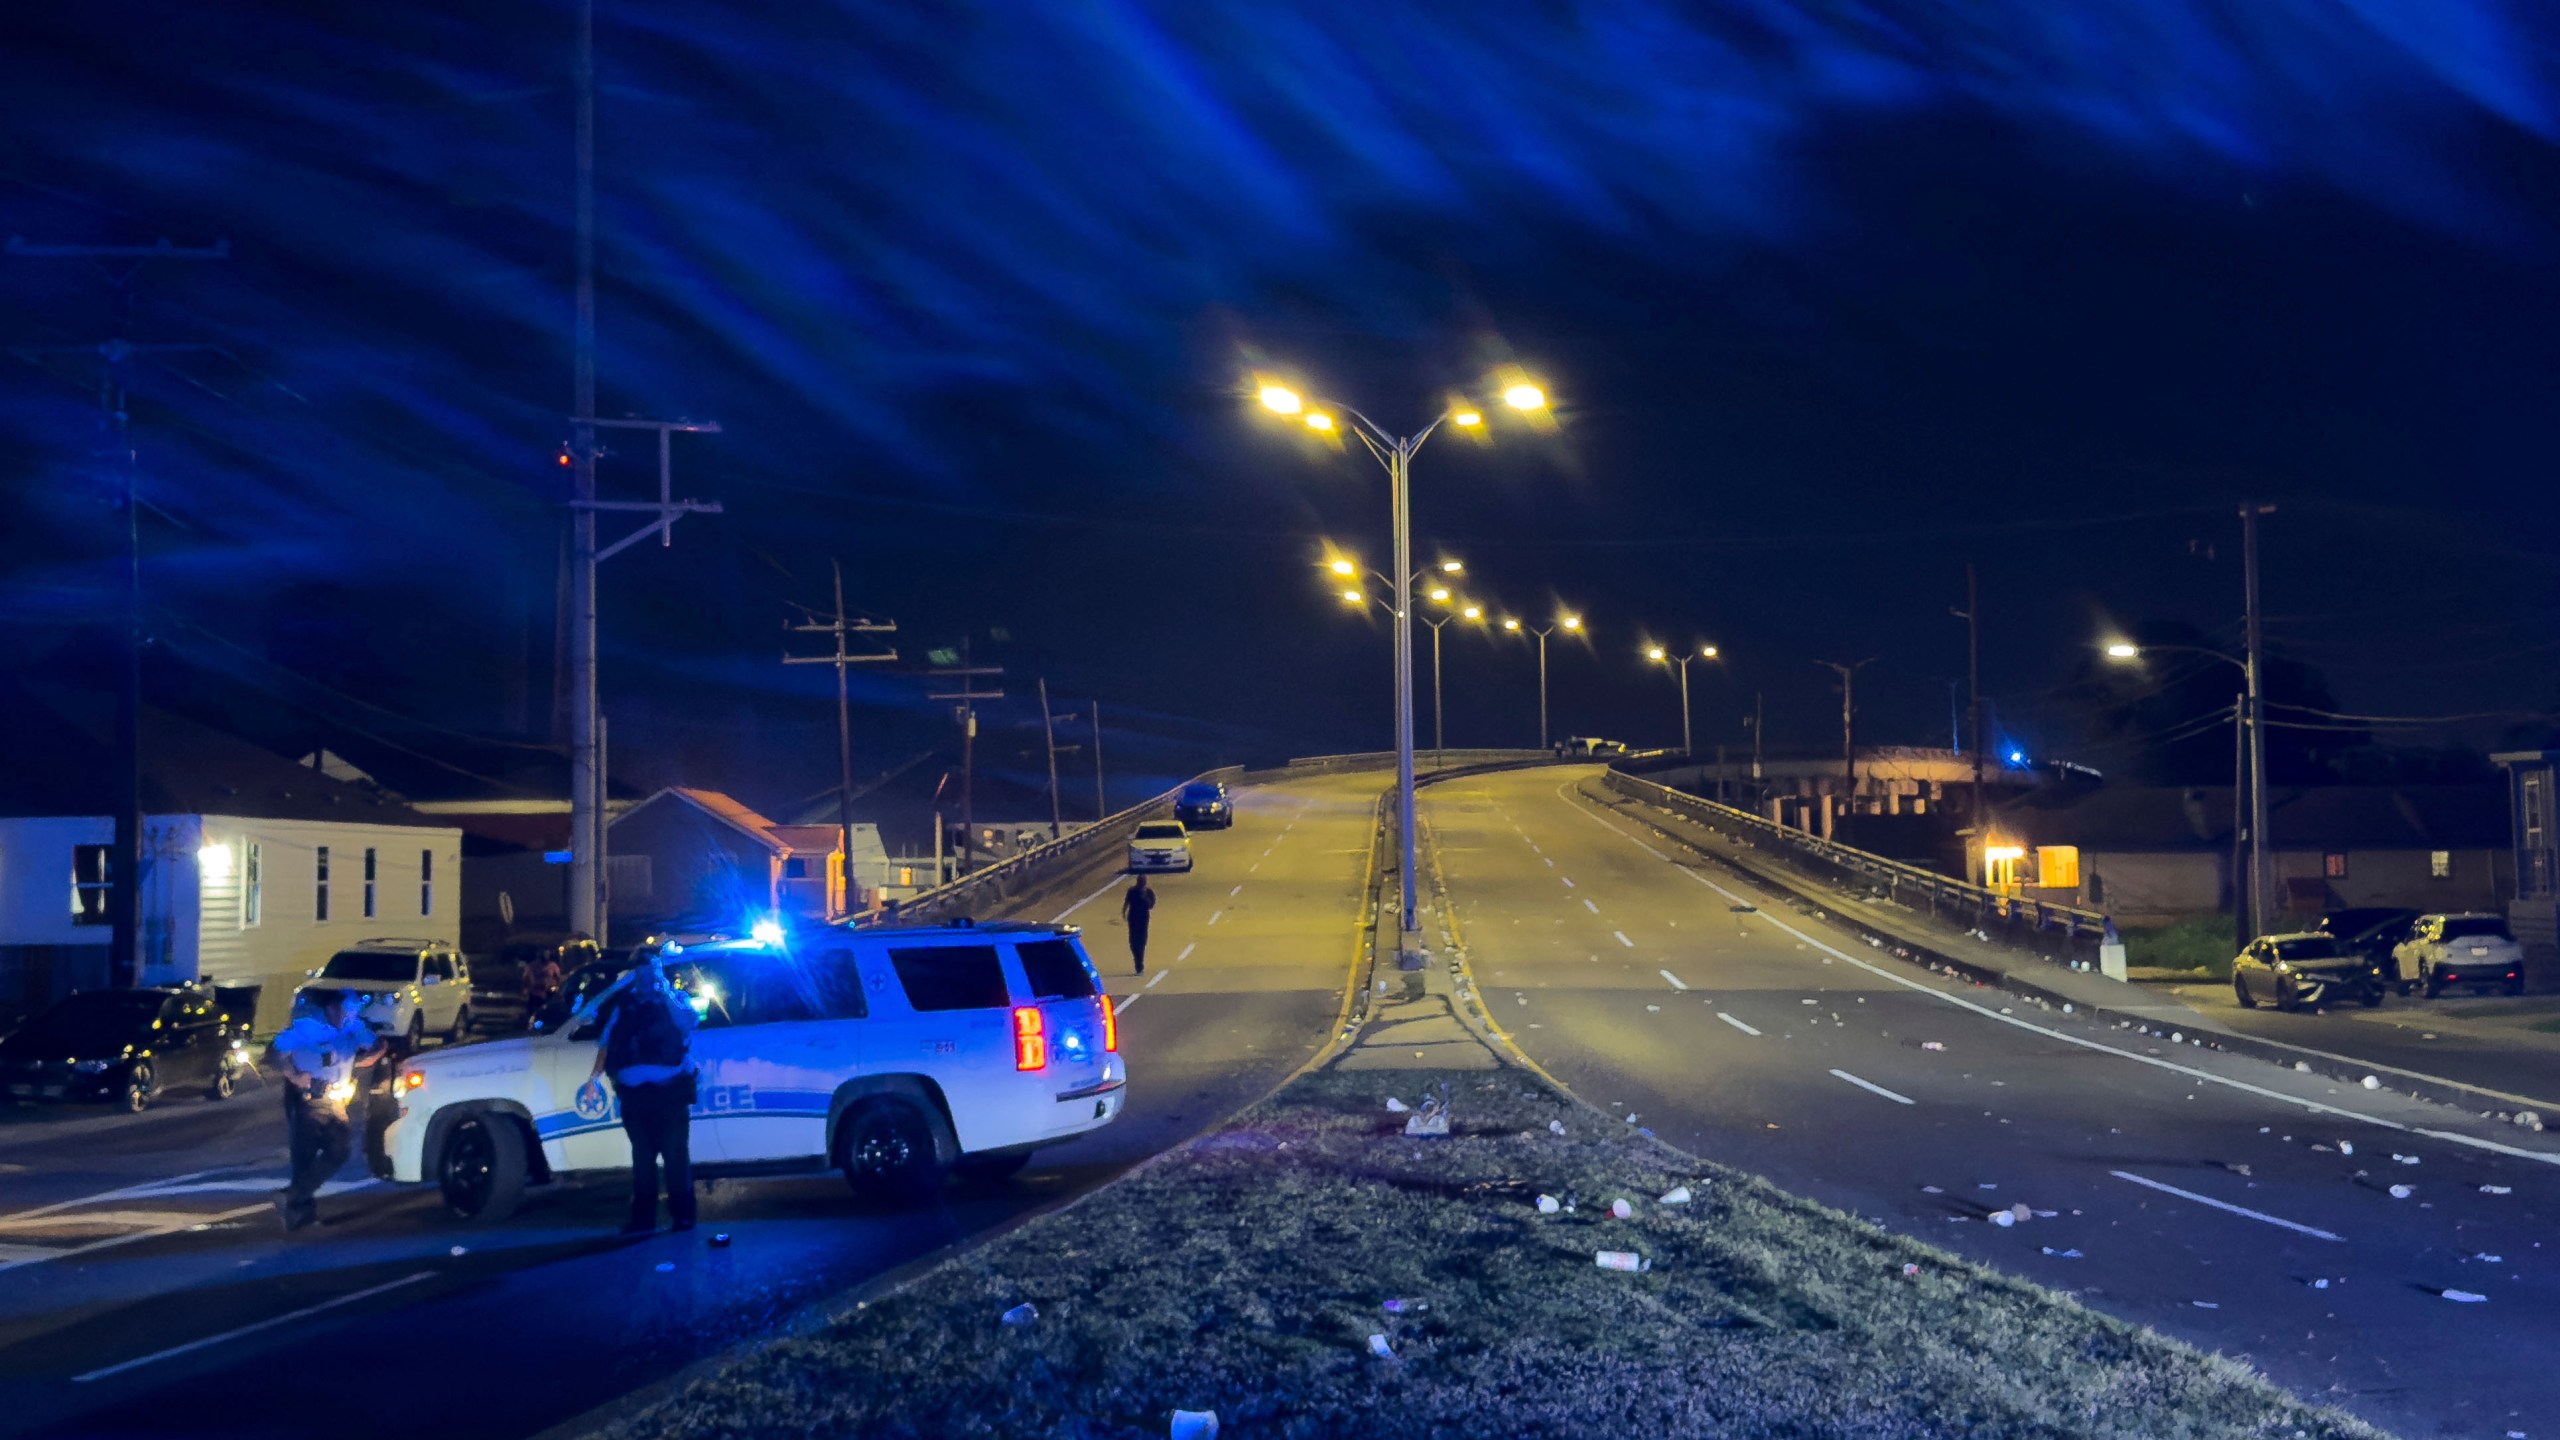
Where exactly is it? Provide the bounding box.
[2442,917,2513,941]
[319,952,417,983]
[1135,822,1185,841]
[1179,784,1223,802]
[2270,936,2343,961]
[9,992,163,1054]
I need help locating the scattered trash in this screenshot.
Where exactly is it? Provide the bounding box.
[654,1262,676,1274]
[2308,1278,2330,1289]
[1609,1199,1634,1220]
[1729,904,1757,912]
[2040,1247,2084,1258]
[1801,999,1818,1006]
[2475,1253,2505,1264]
[1659,1185,1693,1205]
[1920,1185,1944,1195]
[2219,1163,2254,1178]
[1549,1120,1567,1136]
[2170,1031,2183,1044]
[1921,1041,1946,1052]
[2338,1141,2355,1157]
[1537,1194,1561,1214]
[1384,1097,1410,1113]
[2296,1061,2312,1072]
[1990,1211,2017,1228]
[1595,1250,1652,1272]
[2519,1110,2545,1131]
[2392,1154,2420,1166]
[1381,1298,1426,1314]
[1170,1408,1221,1440]
[1900,1262,1921,1278]
[2062,1004,2074,1014]
[2362,1075,2381,1090]
[2389,1184,2415,1200]
[449,1245,467,1257]
[2258,1127,2271,1134]
[709,1232,733,1248]
[1404,1085,1453,1137]
[1366,1333,1396,1358]
[2192,1300,2219,1309]
[2008,1202,2032,1223]
[2481,1185,2514,1195]
[1002,1303,1039,1327]
[2440,1289,2488,1303]
[1977,1183,1998,1190]
[1645,1004,1661,1012]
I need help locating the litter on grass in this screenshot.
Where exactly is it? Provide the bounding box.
[1990,1212,2017,1228]
[2482,1185,2514,1195]
[1384,1097,1409,1113]
[2041,1247,2084,1259]
[709,1232,732,1247]
[2362,1076,2381,1090]
[2192,1301,2220,1309]
[1536,1194,1561,1214]
[1659,1185,1693,1205]
[2392,1154,2420,1166]
[1901,1262,1921,1278]
[2441,1289,2489,1303]
[1001,1303,1038,1327]
[1609,1199,1634,1220]
[1170,1409,1220,1440]
[1381,1298,1426,1314]
[1548,1120,1567,1135]
[2338,1141,2354,1156]
[1366,1334,1396,1358]
[1921,1041,1946,1051]
[2389,1184,2415,1200]
[1595,1250,1651,1272]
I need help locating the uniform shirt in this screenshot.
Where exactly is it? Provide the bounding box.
[271,1007,379,1091]
[596,983,698,1087]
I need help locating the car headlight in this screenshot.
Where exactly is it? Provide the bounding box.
[72,1059,111,1074]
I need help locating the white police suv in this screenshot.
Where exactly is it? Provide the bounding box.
[375,921,1125,1221]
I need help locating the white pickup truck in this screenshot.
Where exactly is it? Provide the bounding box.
[376,922,1125,1220]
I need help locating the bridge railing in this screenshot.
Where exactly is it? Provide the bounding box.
[1601,768,2113,951]
[871,765,1245,925]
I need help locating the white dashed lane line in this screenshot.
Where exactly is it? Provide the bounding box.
[1659,969,1688,991]
[1561,876,1575,888]
[1206,911,1223,926]
[1828,1069,1914,1105]
[1612,930,1634,948]
[1229,885,1243,897]
[2112,1170,2345,1242]
[1145,971,1169,989]
[1177,942,1196,961]
[1716,1011,1762,1036]
[74,1271,438,1384]
[1583,899,1600,914]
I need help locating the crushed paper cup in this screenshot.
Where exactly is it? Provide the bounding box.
[1659,1185,1693,1205]
[1609,1199,1634,1220]
[2441,1289,2488,1303]
[1594,1250,1651,1272]
[1001,1302,1038,1327]
[1170,1409,1220,1440]
[1536,1194,1561,1214]
[1900,1262,1920,1278]
[1548,1120,1567,1136]
[1384,1097,1409,1113]
[1367,1333,1396,1358]
[2338,1141,2354,1156]
[1920,1041,1946,1051]
[2362,1075,2381,1090]
[1990,1211,2017,1228]
[2481,1185,2513,1195]
[2389,1184,2415,1199]
[2007,1203,2032,1223]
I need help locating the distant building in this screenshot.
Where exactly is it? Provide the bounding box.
[0,690,461,1031]
[606,788,882,932]
[2492,752,2560,991]
[1969,784,2510,926]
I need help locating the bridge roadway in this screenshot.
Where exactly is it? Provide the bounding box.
[1427,764,2560,1440]
[0,769,1384,1440]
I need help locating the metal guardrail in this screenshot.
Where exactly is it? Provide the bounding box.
[873,765,1245,925]
[1602,768,2114,945]
[1280,748,1550,778]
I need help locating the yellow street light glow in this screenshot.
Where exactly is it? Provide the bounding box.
[1504,383,1546,411]
[1304,412,1334,431]
[1440,560,1463,574]
[1259,386,1303,414]
[1452,411,1482,427]
[1428,586,1451,603]
[1462,605,1481,620]
[1562,614,1582,631]
[1646,645,1666,662]
[1502,618,1520,632]
[1329,558,1356,576]
[1702,645,1719,659]
[2105,642,2140,659]
[1340,589,1365,605]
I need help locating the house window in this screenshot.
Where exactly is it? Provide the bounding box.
[71,845,111,926]
[2430,850,2453,879]
[782,856,809,879]
[2323,853,2348,879]
[244,842,262,927]
[420,849,434,916]
[363,848,378,919]
[316,846,332,922]
[2035,846,2081,890]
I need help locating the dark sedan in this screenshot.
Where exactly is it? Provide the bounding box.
[2231,932,2386,1012]
[1173,781,1234,830]
[0,986,252,1112]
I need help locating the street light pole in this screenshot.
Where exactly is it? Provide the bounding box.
[2242,502,2275,939]
[1537,628,1550,751]
[2106,630,2267,941]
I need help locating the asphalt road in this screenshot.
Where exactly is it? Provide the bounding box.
[0,770,1382,1440]
[2163,979,2560,1113]
[1428,766,2560,1440]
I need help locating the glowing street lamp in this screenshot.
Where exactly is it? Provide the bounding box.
[1254,368,1555,937]
[2104,642,2140,659]
[1510,610,1585,751]
[2104,636,2263,935]
[1647,642,1723,756]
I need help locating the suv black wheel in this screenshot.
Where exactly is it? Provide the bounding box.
[2233,975,2256,1010]
[2273,977,2298,1013]
[835,1097,945,1205]
[439,1114,529,1221]
[122,1062,154,1114]
[2423,967,2445,1000]
[404,1014,427,1054]
[447,1005,473,1043]
[954,1151,1032,1184]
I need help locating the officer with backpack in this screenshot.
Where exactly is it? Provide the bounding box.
[584,962,699,1234]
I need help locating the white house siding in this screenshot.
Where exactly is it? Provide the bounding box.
[192,817,462,1031]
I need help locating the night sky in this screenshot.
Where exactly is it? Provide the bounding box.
[5,2,2557,814]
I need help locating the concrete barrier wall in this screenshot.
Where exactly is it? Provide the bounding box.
[878,765,1244,925]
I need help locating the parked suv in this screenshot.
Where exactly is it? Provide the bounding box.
[378,922,1126,1221]
[299,939,473,1053]
[2392,914,2528,997]
[1174,781,1234,830]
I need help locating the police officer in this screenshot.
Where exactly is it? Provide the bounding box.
[270,988,386,1232]
[586,963,699,1234]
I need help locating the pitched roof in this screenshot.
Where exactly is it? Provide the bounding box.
[0,682,442,827]
[1990,784,2508,853]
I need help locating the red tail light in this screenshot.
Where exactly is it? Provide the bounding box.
[1013,1006,1047,1071]
[1100,995,1118,1053]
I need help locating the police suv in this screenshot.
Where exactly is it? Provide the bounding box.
[377,921,1125,1221]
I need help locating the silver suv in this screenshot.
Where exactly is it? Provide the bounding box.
[298,939,473,1052]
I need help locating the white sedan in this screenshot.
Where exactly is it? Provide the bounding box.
[1126,819,1194,873]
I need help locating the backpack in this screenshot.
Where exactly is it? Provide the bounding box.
[604,987,688,1074]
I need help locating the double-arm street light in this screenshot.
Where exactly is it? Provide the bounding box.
[1262,376,1549,939]
[1421,590,1485,767]
[1503,612,1582,751]
[2105,640,2268,943]
[1644,642,1721,756]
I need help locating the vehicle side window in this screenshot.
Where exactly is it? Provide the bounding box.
[1016,938,1098,999]
[887,945,1010,1012]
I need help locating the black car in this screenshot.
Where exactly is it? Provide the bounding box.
[528,948,646,1033]
[0,986,253,1112]
[2232,932,2386,1012]
[1173,781,1234,830]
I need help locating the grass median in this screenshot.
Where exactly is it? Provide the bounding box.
[599,1069,2383,1440]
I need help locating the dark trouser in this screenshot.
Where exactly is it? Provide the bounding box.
[1129,923,1150,973]
[283,1090,352,1217]
[616,1078,695,1228]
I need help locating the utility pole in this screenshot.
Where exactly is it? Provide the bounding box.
[563,0,722,947]
[1090,702,1107,821]
[1952,562,1983,829]
[927,650,1002,876]
[2241,502,2276,940]
[1751,690,1765,801]
[783,560,895,915]
[1816,658,1877,826]
[1038,678,1064,839]
[6,235,229,987]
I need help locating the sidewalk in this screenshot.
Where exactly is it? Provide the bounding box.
[1580,777,2560,1117]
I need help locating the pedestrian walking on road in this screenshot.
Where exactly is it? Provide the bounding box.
[270,989,386,1232]
[1121,873,1156,975]
[587,963,699,1234]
